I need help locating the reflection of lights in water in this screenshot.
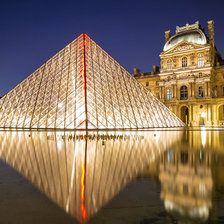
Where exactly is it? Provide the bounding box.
[200,151,203,161]
[0,129,183,222]
[200,127,206,147]
[199,183,206,196]
[57,132,64,150]
[81,163,86,223]
[80,136,86,223]
[66,142,80,212]
[57,140,62,150]
[168,150,172,163]
[164,200,209,220]
[154,131,161,143]
[150,153,155,162]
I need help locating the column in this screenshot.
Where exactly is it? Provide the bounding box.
[206,104,212,125]
[192,82,195,98]
[207,82,211,97]
[191,104,197,126]
[176,85,179,100]
[189,104,192,125]
[160,86,163,100]
[174,85,177,99]
[188,84,191,99]
[212,104,218,125]
[172,85,175,99]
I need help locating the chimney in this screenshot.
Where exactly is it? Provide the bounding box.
[165,30,171,43]
[133,68,140,75]
[208,20,215,47]
[152,65,159,73]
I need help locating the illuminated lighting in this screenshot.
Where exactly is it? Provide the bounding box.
[154,131,161,143]
[81,161,86,223]
[0,33,184,130]
[57,140,63,150]
[201,129,206,147]
[201,112,206,118]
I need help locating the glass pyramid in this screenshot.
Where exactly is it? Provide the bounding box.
[0,33,184,130]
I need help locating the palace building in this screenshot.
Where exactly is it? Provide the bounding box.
[134,21,224,126]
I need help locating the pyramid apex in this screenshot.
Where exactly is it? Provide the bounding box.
[82,32,89,37]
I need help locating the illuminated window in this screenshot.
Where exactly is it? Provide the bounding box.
[146,82,149,86]
[199,72,203,78]
[199,86,203,97]
[198,54,204,66]
[167,89,172,100]
[167,59,172,70]
[180,86,188,100]
[182,57,187,67]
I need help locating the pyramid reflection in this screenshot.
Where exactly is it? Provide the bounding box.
[0,130,182,223]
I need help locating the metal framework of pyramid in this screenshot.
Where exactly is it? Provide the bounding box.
[0,33,184,130]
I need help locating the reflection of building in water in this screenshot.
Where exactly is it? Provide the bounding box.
[0,130,182,224]
[159,146,213,222]
[185,128,224,152]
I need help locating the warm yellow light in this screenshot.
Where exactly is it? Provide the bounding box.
[201,112,206,118]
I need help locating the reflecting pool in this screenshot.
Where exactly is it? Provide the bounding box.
[0,128,224,223]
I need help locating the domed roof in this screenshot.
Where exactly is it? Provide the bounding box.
[163,29,207,51]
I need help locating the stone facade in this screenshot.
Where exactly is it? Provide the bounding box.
[134,21,224,126]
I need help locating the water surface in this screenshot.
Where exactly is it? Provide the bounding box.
[0,128,224,223]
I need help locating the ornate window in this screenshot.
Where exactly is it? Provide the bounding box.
[182,57,187,67]
[198,54,204,66]
[180,85,188,100]
[156,92,160,99]
[199,86,203,98]
[167,89,172,100]
[167,59,172,70]
[146,82,149,86]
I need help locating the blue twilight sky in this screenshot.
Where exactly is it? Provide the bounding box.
[0,0,224,96]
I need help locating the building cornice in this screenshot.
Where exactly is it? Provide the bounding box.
[159,67,212,76]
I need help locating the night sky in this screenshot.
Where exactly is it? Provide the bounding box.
[1,0,224,96]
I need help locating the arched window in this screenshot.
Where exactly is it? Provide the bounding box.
[167,59,172,70]
[198,54,204,66]
[180,85,188,100]
[182,57,187,67]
